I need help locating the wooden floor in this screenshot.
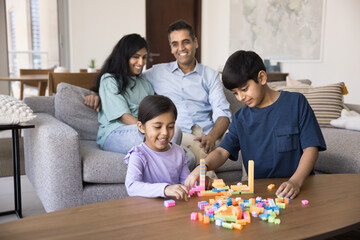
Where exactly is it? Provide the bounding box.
[0,175,46,224]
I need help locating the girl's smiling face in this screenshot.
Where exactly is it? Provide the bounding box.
[137,111,176,152]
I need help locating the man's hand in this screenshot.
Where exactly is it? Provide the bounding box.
[275,180,300,199]
[84,93,101,112]
[194,134,217,154]
[164,184,189,201]
[184,165,201,189]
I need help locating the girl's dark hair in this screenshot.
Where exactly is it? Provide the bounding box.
[138,95,178,124]
[222,50,266,90]
[92,33,148,94]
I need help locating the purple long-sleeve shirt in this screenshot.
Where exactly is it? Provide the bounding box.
[124,142,190,198]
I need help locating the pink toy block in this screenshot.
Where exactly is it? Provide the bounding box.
[191,212,198,221]
[301,200,309,206]
[164,199,176,207]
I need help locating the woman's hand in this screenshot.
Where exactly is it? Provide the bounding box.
[84,93,101,112]
[164,184,189,201]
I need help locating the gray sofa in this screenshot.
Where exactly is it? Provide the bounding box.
[23,82,360,212]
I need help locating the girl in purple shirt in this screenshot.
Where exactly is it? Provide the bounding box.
[124,95,190,200]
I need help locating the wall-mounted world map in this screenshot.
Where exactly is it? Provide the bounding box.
[230,0,325,61]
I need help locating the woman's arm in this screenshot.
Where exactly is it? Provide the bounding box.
[120,113,138,125]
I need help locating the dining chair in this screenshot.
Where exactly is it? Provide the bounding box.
[19,69,54,100]
[48,72,98,96]
[79,68,101,73]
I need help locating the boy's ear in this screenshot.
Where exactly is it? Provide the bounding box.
[137,121,146,134]
[258,70,267,85]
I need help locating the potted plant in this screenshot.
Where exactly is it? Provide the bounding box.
[87,59,96,73]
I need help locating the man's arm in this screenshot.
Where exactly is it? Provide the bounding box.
[276,146,318,199]
[84,93,101,112]
[184,147,230,189]
[194,116,230,154]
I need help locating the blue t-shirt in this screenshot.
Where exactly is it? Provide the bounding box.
[219,91,326,179]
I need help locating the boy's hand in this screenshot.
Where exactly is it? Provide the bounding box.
[84,93,101,112]
[184,165,201,189]
[276,180,300,199]
[205,176,213,189]
[164,184,189,201]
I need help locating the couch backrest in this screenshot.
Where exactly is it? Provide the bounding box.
[54,83,99,140]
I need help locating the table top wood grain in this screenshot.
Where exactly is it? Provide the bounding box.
[0,174,359,240]
[0,75,48,83]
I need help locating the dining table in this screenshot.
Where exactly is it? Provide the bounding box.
[0,74,49,97]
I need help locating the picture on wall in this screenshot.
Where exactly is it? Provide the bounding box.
[230,0,325,61]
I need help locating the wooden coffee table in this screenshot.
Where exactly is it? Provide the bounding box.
[0,174,359,240]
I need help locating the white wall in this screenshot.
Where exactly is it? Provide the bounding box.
[68,0,145,71]
[201,0,360,104]
[68,0,359,104]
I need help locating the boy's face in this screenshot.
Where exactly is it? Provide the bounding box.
[231,71,267,108]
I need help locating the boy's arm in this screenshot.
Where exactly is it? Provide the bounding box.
[276,146,318,199]
[184,147,230,189]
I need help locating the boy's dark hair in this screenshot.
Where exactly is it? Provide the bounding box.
[138,95,178,124]
[222,50,266,90]
[93,33,148,94]
[168,20,195,41]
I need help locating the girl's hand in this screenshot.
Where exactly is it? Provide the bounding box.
[275,180,300,199]
[164,184,189,201]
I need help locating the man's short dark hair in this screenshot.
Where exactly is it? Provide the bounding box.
[222,50,266,90]
[168,20,195,40]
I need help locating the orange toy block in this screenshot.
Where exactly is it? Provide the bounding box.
[212,179,226,189]
[232,223,243,230]
[235,219,247,226]
[198,213,203,222]
[203,215,210,224]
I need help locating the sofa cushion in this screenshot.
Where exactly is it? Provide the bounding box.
[274,82,345,128]
[316,128,360,173]
[81,140,127,184]
[55,83,99,140]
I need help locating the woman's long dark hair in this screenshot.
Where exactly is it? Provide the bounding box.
[92,33,148,94]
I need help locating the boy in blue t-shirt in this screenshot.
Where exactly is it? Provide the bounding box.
[185,50,326,199]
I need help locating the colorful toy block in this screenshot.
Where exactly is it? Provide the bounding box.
[267,184,275,190]
[248,160,254,192]
[164,199,175,207]
[301,200,309,205]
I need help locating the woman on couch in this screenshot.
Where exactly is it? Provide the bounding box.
[91,34,182,154]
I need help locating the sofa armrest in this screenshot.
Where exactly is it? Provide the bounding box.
[23,113,83,212]
[23,96,55,116]
[345,103,360,113]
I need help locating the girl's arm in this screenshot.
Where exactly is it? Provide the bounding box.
[125,154,169,198]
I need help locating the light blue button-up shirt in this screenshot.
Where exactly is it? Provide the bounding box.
[142,61,231,134]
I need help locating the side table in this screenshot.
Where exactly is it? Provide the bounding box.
[0,123,35,218]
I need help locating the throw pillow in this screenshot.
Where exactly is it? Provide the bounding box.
[275,82,345,128]
[330,109,360,131]
[286,76,312,87]
[0,94,36,125]
[54,83,99,140]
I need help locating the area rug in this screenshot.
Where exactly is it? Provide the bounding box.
[0,137,25,177]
